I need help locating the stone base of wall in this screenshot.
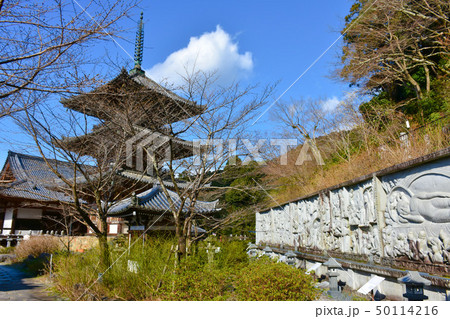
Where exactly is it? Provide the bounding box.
[56,235,120,252]
[57,236,99,252]
[261,242,450,277]
[302,259,450,301]
[261,246,450,301]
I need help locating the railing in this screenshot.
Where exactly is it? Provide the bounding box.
[0,230,67,247]
[0,234,23,247]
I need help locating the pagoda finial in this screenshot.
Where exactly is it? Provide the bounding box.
[130,12,145,76]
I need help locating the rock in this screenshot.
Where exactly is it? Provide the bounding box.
[0,254,15,263]
[37,253,51,261]
[315,281,330,289]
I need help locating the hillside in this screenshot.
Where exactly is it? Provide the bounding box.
[262,118,450,205]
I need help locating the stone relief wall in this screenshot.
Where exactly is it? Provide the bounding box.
[256,157,450,266]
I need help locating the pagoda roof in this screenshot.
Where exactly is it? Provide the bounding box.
[107,185,219,216]
[116,169,193,189]
[58,125,198,162]
[61,69,204,128]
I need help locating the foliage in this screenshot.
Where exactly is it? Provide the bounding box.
[235,257,320,301]
[213,239,249,268]
[50,238,320,301]
[265,115,449,204]
[216,158,266,211]
[21,256,51,276]
[0,246,15,254]
[339,0,450,123]
[14,236,61,260]
[225,176,266,209]
[159,258,232,301]
[204,158,267,236]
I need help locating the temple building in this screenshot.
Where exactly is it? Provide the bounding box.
[0,13,218,241]
[57,13,219,231]
[0,151,90,237]
[60,12,203,176]
[107,185,218,233]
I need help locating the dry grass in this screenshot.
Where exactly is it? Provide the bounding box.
[14,236,61,260]
[265,123,450,204]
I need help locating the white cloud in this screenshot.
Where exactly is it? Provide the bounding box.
[146,25,253,87]
[322,96,341,112]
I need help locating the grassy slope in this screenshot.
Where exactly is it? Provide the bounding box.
[262,122,450,205]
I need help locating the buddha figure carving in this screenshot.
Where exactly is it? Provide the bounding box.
[387,173,450,224]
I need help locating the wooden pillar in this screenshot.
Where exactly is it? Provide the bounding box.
[11,208,18,234]
[0,209,4,233]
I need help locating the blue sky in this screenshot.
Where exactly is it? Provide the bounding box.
[0,0,354,166]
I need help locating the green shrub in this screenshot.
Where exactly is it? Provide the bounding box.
[51,239,321,301]
[22,257,50,276]
[214,240,249,269]
[234,258,320,301]
[158,258,233,301]
[0,246,15,254]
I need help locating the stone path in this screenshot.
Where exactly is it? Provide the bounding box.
[0,263,58,301]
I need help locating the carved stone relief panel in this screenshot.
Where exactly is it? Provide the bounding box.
[320,193,331,232]
[382,158,450,264]
[256,157,450,266]
[256,210,273,245]
[272,206,287,245]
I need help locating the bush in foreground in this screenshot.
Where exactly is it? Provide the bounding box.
[51,238,320,301]
[14,236,60,260]
[235,258,320,301]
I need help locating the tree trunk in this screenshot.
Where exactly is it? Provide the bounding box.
[405,70,423,100]
[98,233,110,269]
[423,65,431,93]
[175,217,187,261]
[98,218,111,269]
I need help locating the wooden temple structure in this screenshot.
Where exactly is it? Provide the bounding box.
[60,13,203,175]
[0,151,89,240]
[58,13,219,232]
[0,13,218,243]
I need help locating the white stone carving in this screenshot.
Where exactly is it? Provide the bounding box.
[255,157,450,265]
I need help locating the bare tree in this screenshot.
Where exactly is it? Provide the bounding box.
[273,98,331,142]
[13,101,147,268]
[142,71,274,259]
[11,67,273,266]
[339,0,450,100]
[270,97,340,168]
[43,205,85,253]
[0,0,138,118]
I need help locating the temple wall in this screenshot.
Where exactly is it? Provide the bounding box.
[1,208,14,235]
[256,152,450,269]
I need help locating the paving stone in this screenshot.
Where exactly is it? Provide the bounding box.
[0,263,58,301]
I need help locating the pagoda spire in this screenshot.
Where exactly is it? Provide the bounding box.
[130,12,145,76]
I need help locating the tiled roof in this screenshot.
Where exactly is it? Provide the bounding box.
[117,169,191,188]
[0,151,77,202]
[60,125,198,161]
[108,185,219,216]
[130,72,196,106]
[61,69,205,124]
[0,180,72,202]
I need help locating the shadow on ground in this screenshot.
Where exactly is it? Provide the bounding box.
[0,264,40,291]
[0,263,57,300]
